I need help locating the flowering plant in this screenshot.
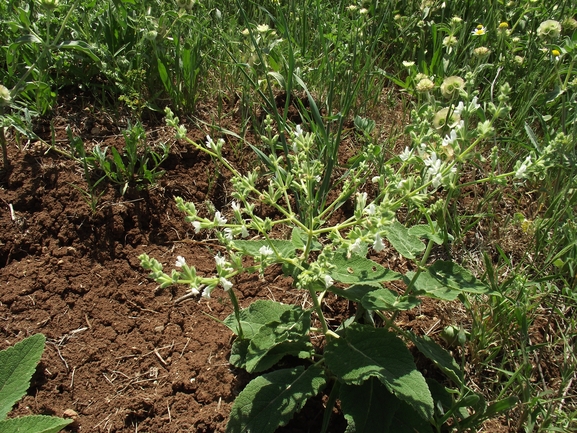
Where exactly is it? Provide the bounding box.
[138,96,547,430]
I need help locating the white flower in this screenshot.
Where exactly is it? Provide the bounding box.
[192,221,201,233]
[189,286,200,296]
[256,24,270,33]
[515,156,532,179]
[371,176,381,183]
[224,228,234,240]
[402,61,415,67]
[259,245,274,256]
[468,96,480,112]
[201,286,212,299]
[220,277,233,291]
[294,124,303,137]
[241,225,249,238]
[453,101,465,115]
[175,256,187,267]
[425,152,443,187]
[373,233,385,252]
[348,238,363,255]
[364,203,377,216]
[215,254,227,267]
[442,130,458,147]
[231,201,241,212]
[214,211,227,226]
[206,135,214,149]
[323,275,334,288]
[399,146,412,161]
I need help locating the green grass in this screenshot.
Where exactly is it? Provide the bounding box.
[1,0,576,430]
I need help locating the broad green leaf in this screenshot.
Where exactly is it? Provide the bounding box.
[329,251,401,284]
[325,324,434,420]
[226,365,326,433]
[391,399,434,433]
[231,240,296,258]
[361,288,421,311]
[245,324,313,373]
[56,41,101,63]
[290,227,321,251]
[328,283,381,303]
[409,261,489,300]
[223,300,303,338]
[385,221,425,259]
[0,415,72,433]
[411,334,463,387]
[340,378,399,433]
[0,334,46,420]
[408,223,446,245]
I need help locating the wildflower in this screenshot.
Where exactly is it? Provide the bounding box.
[402,61,415,68]
[223,228,234,240]
[442,129,458,147]
[562,18,577,34]
[346,5,358,11]
[214,211,227,226]
[348,238,363,256]
[240,225,249,238]
[364,203,377,216]
[514,55,524,65]
[416,78,435,93]
[215,254,227,267]
[442,35,458,48]
[201,286,212,299]
[440,76,465,99]
[473,46,491,58]
[472,24,487,36]
[373,233,385,252]
[256,24,270,33]
[294,124,303,137]
[192,221,202,233]
[498,22,509,29]
[206,135,214,149]
[514,155,532,179]
[175,256,187,267]
[537,20,562,39]
[399,146,412,161]
[424,152,443,187]
[189,286,200,296]
[453,101,465,115]
[259,245,274,256]
[433,107,461,129]
[241,28,250,36]
[0,85,11,106]
[176,0,195,10]
[220,277,233,291]
[415,73,429,82]
[359,8,368,15]
[450,16,462,25]
[323,275,334,289]
[40,0,59,10]
[551,49,561,60]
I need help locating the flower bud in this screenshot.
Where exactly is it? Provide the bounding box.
[0,85,11,107]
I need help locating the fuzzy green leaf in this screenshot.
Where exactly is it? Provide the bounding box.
[361,288,421,311]
[409,261,489,300]
[411,334,463,387]
[0,415,72,433]
[340,378,399,433]
[329,251,401,284]
[226,365,326,433]
[328,283,381,303]
[223,300,298,338]
[0,334,46,420]
[325,324,433,420]
[408,223,445,245]
[231,240,296,258]
[385,221,426,259]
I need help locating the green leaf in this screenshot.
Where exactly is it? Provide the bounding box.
[0,415,72,433]
[329,251,401,284]
[340,378,399,433]
[409,261,489,301]
[408,223,446,245]
[361,288,421,311]
[56,41,101,63]
[231,240,296,259]
[325,324,434,420]
[385,221,425,259]
[411,334,463,387]
[226,365,326,433]
[328,283,381,303]
[290,227,321,251]
[0,334,46,420]
[390,399,434,433]
[222,300,300,338]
